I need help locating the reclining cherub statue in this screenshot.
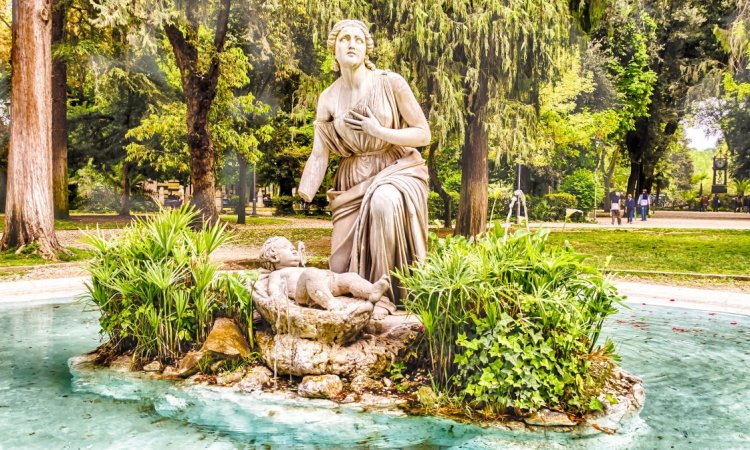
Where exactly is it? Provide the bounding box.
[259,236,391,317]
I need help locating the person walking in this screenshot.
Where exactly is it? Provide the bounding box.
[638,189,650,221]
[610,192,622,225]
[712,194,720,212]
[625,193,635,223]
[700,195,709,212]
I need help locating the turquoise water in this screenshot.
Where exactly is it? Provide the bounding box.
[0,298,748,449]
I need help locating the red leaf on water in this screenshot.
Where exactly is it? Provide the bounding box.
[730,322,738,326]
[708,313,716,316]
[669,299,676,302]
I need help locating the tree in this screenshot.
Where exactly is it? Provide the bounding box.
[595,0,734,196]
[1,0,63,258]
[51,0,68,218]
[94,0,253,224]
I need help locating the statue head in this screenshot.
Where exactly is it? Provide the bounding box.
[259,236,302,270]
[327,19,376,72]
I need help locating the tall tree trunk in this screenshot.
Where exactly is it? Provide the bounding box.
[427,142,452,228]
[119,162,130,216]
[237,153,247,225]
[51,0,67,219]
[455,106,489,236]
[164,0,230,225]
[0,167,6,213]
[2,0,62,258]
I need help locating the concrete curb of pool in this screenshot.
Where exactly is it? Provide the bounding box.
[2,275,750,316]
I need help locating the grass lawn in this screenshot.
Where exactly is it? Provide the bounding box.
[546,228,750,275]
[0,247,92,268]
[0,213,137,231]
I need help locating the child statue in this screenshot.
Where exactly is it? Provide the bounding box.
[259,236,390,312]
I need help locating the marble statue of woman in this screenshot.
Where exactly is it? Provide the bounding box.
[297,19,430,305]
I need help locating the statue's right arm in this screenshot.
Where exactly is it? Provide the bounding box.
[298,92,333,202]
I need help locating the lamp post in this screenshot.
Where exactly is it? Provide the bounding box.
[593,139,602,222]
[516,162,522,224]
[251,164,257,217]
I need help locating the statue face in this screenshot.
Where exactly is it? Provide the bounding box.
[274,239,301,268]
[334,26,367,70]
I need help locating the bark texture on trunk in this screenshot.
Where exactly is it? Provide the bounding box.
[51,0,68,219]
[427,142,452,228]
[163,0,231,225]
[237,153,247,225]
[2,0,63,258]
[455,110,488,237]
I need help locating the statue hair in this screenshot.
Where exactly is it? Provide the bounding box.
[259,236,293,271]
[326,19,376,72]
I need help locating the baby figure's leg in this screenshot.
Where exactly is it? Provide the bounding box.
[332,273,390,304]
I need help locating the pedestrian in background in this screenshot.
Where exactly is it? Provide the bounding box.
[712,194,720,212]
[639,189,650,221]
[626,193,635,223]
[610,192,622,225]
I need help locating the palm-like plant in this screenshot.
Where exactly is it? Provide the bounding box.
[82,205,255,365]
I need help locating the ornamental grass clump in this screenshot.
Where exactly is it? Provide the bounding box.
[82,205,256,365]
[397,227,623,415]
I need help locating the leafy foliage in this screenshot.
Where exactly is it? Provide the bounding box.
[560,169,603,213]
[397,228,623,414]
[82,205,256,364]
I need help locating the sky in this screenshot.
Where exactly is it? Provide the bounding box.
[683,123,721,151]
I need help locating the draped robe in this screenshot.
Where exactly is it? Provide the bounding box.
[314,70,428,304]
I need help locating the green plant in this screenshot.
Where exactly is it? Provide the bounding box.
[559,169,603,213]
[396,227,623,415]
[527,196,553,221]
[272,195,296,216]
[545,192,578,220]
[82,205,251,365]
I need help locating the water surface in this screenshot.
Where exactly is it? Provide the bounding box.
[1,298,748,449]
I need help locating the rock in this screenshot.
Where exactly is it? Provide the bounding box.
[632,382,645,408]
[359,393,408,410]
[253,279,374,345]
[298,375,343,399]
[238,366,274,391]
[383,377,393,388]
[255,313,422,378]
[174,351,208,378]
[162,365,181,378]
[341,393,358,404]
[210,360,227,373]
[216,366,247,386]
[524,409,577,427]
[350,375,383,393]
[110,355,132,372]
[416,386,438,409]
[142,360,163,372]
[201,318,250,358]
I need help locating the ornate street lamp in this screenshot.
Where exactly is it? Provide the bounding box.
[712,157,728,194]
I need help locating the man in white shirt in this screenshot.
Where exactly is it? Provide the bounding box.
[639,189,650,221]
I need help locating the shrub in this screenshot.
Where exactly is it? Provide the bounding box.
[559,169,603,213]
[526,195,553,221]
[428,191,460,225]
[82,205,256,364]
[397,228,623,415]
[272,195,296,216]
[545,192,578,220]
